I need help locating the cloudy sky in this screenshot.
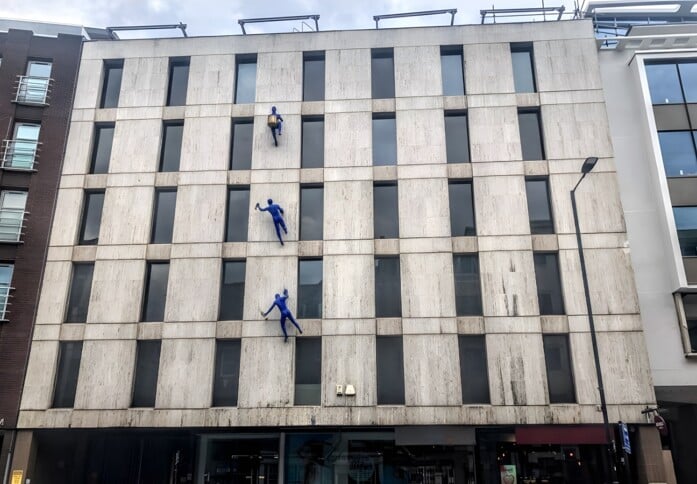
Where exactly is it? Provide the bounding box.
[0,0,592,37]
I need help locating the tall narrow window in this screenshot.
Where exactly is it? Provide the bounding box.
[673,206,697,256]
[65,263,94,323]
[511,43,536,93]
[141,262,170,322]
[0,264,14,321]
[303,51,325,101]
[518,109,545,161]
[525,178,554,234]
[534,253,565,315]
[295,337,321,405]
[681,294,697,352]
[375,257,401,318]
[301,117,324,168]
[212,340,241,406]
[300,186,323,240]
[100,60,124,108]
[373,183,399,239]
[645,63,683,104]
[448,181,475,236]
[453,254,482,316]
[52,341,82,408]
[131,340,161,407]
[230,119,254,170]
[159,121,184,172]
[90,123,115,174]
[372,114,397,166]
[19,60,52,104]
[371,48,395,99]
[226,187,250,242]
[7,122,40,170]
[219,260,246,321]
[445,112,470,163]
[543,335,576,403]
[376,335,405,404]
[166,58,190,106]
[78,190,105,245]
[0,190,28,242]
[441,46,465,96]
[658,131,697,177]
[151,189,177,244]
[298,259,322,319]
[458,335,490,404]
[235,55,257,104]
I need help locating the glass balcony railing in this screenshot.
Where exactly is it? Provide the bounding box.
[14,75,52,105]
[1,139,39,170]
[0,208,27,242]
[0,282,12,321]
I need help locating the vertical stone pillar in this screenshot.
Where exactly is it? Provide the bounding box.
[634,425,667,484]
[8,431,36,483]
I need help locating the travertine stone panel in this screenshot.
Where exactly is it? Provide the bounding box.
[542,104,613,159]
[480,251,538,317]
[172,184,226,243]
[110,120,161,173]
[401,253,456,318]
[396,110,446,165]
[157,339,215,408]
[179,117,231,172]
[487,333,547,405]
[326,49,371,100]
[238,337,293,407]
[35,262,72,325]
[256,52,303,102]
[324,255,375,319]
[325,112,373,167]
[251,115,301,169]
[49,189,82,247]
[187,54,235,105]
[399,178,450,238]
[322,335,376,406]
[88,260,144,323]
[248,184,299,243]
[534,39,602,92]
[165,258,221,322]
[404,334,461,405]
[99,187,153,245]
[474,176,530,236]
[585,248,640,315]
[19,341,58,409]
[569,333,600,405]
[394,46,441,97]
[598,332,655,405]
[120,57,168,107]
[74,340,135,409]
[73,59,103,109]
[244,256,297,320]
[324,181,373,240]
[463,43,515,95]
[468,107,522,162]
[63,122,93,174]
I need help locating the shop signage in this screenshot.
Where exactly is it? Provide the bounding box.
[11,470,23,484]
[620,422,631,454]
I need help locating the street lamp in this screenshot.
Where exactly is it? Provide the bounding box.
[570,156,618,484]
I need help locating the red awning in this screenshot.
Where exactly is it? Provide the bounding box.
[516,425,607,445]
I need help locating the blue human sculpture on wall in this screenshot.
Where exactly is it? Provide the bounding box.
[255,198,288,245]
[268,106,284,146]
[262,289,303,342]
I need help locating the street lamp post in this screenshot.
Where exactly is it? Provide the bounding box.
[570,156,619,484]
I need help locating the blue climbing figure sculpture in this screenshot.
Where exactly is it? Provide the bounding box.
[255,198,288,245]
[262,289,303,342]
[268,106,284,146]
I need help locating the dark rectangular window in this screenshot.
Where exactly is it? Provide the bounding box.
[519,109,545,161]
[453,254,482,316]
[65,263,94,323]
[511,43,536,93]
[445,112,470,163]
[90,123,114,174]
[141,262,170,322]
[151,189,177,244]
[449,181,476,236]
[78,190,104,245]
[375,257,401,318]
[674,206,697,256]
[371,48,395,99]
[682,294,697,352]
[230,119,254,170]
[298,259,322,319]
[295,337,321,405]
[658,131,697,177]
[525,178,554,234]
[300,186,323,240]
[374,183,399,239]
[441,46,465,96]
[303,51,325,101]
[166,58,190,106]
[159,121,184,172]
[226,187,250,242]
[534,253,565,315]
[376,335,404,404]
[458,335,490,404]
[99,60,123,109]
[372,114,397,166]
[301,117,324,168]
[212,340,241,406]
[131,340,161,407]
[543,335,576,403]
[235,55,257,104]
[52,341,82,408]
[219,261,246,321]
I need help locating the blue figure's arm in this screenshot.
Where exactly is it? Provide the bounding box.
[279,206,284,215]
[282,288,289,301]
[278,114,284,121]
[263,302,276,317]
[258,205,269,212]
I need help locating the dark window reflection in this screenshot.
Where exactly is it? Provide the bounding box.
[300,186,323,240]
[376,335,404,404]
[141,262,169,322]
[679,63,697,102]
[674,206,697,256]
[203,437,278,483]
[375,257,401,318]
[683,294,697,353]
[226,187,250,242]
[374,183,399,239]
[525,178,554,234]
[235,57,257,104]
[90,124,114,174]
[159,121,184,172]
[212,340,241,407]
[302,118,324,168]
[453,254,482,316]
[372,115,397,166]
[219,261,246,321]
[534,253,565,315]
[458,335,489,403]
[519,110,545,160]
[131,340,161,407]
[100,60,123,109]
[444,113,470,163]
[371,48,395,99]
[52,341,82,408]
[65,263,94,323]
[231,120,254,170]
[78,191,104,245]
[441,46,465,96]
[151,189,177,244]
[658,131,697,176]
[294,337,321,405]
[167,58,189,106]
[543,334,576,403]
[511,44,536,93]
[646,63,683,104]
[303,52,325,101]
[448,181,475,236]
[298,259,322,319]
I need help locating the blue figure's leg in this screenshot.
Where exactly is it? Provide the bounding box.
[288,313,303,334]
[280,315,289,342]
[278,121,282,135]
[273,221,284,245]
[270,127,278,147]
[279,218,288,234]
